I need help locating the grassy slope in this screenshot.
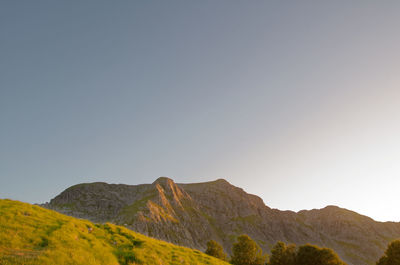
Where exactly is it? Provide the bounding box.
[0,199,229,265]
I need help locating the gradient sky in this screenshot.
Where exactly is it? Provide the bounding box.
[1,1,400,222]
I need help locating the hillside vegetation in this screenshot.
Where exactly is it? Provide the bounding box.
[0,199,229,265]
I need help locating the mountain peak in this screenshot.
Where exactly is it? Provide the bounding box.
[213,178,231,185]
[152,176,175,185]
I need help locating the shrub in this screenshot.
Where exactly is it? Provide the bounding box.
[376,240,400,265]
[296,244,346,265]
[205,240,228,261]
[231,234,267,265]
[269,241,296,265]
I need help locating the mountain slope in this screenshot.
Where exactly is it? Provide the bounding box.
[0,199,229,265]
[46,177,400,265]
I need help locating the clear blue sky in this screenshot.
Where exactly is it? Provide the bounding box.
[1,1,400,221]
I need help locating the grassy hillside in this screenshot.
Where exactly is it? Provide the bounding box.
[0,199,229,265]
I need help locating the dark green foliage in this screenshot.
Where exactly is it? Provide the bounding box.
[115,227,144,247]
[114,245,140,265]
[38,236,49,248]
[269,241,296,265]
[231,234,267,265]
[376,240,400,265]
[296,244,346,265]
[111,227,145,264]
[377,256,388,265]
[205,240,228,261]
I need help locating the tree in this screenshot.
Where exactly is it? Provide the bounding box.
[205,240,227,261]
[376,240,400,265]
[269,241,296,265]
[231,234,267,265]
[296,244,346,265]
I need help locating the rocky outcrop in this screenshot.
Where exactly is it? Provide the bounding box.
[45,177,400,265]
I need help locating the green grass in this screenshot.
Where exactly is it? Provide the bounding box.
[0,199,230,265]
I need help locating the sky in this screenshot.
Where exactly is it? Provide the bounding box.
[1,1,400,222]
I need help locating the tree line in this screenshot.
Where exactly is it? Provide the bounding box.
[205,234,400,265]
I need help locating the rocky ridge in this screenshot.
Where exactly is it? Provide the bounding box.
[45,177,400,265]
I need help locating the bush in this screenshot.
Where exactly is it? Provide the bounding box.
[376,240,400,265]
[296,244,346,265]
[269,241,296,265]
[205,240,228,261]
[231,235,267,265]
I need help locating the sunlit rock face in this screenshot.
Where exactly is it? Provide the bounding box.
[45,177,400,265]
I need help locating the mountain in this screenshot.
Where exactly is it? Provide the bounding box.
[45,177,400,265]
[0,199,229,265]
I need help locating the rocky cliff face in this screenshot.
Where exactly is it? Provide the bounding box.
[45,177,400,265]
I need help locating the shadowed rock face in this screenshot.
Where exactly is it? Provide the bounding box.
[45,177,400,265]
